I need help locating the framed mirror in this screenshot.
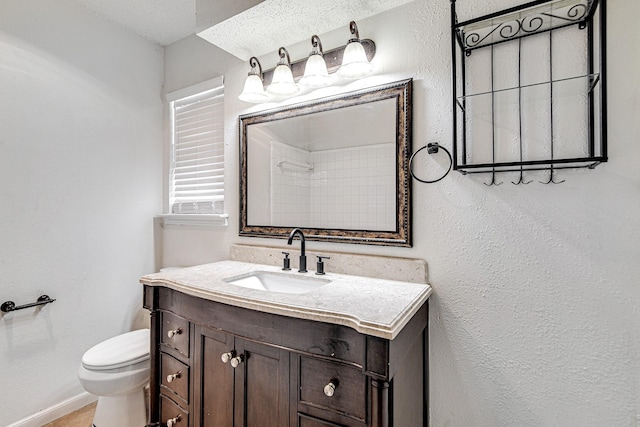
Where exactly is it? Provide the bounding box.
[239,79,412,246]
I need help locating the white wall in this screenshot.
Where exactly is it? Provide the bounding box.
[0,0,163,424]
[164,0,640,425]
[161,36,233,267]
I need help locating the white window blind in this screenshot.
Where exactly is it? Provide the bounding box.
[170,84,224,215]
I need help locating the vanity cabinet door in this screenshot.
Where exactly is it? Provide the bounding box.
[194,326,235,426]
[194,325,290,427]
[233,339,290,427]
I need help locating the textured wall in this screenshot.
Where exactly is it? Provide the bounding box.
[0,0,163,424]
[164,0,640,425]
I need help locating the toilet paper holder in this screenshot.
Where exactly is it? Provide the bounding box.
[1,295,56,313]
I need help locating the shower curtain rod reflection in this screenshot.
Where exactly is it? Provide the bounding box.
[277,160,314,171]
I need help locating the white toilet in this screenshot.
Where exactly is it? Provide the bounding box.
[78,328,150,427]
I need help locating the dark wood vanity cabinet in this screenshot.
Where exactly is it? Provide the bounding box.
[194,326,290,426]
[144,286,429,427]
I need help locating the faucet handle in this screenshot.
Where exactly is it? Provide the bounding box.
[281,252,291,271]
[315,256,330,275]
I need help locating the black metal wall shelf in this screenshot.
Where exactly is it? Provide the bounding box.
[457,73,599,102]
[451,0,607,183]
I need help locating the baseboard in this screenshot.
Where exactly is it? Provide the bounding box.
[7,392,97,427]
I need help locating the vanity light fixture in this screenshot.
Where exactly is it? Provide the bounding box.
[299,35,331,88]
[266,47,299,96]
[337,21,374,79]
[238,57,268,103]
[237,21,376,103]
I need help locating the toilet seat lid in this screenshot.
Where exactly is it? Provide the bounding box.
[82,329,150,370]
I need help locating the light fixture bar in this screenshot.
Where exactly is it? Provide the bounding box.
[260,39,375,87]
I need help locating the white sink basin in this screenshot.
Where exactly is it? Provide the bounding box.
[224,271,331,294]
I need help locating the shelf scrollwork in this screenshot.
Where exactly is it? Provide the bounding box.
[460,1,591,53]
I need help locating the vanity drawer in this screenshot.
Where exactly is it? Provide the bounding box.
[299,356,366,421]
[160,394,188,427]
[160,353,189,403]
[161,311,190,357]
[299,413,346,427]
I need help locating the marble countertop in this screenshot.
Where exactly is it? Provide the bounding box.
[140,260,432,340]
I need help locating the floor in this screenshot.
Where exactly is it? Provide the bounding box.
[42,402,96,427]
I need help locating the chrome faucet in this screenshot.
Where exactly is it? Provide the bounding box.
[287,228,307,273]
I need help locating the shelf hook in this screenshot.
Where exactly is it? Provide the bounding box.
[539,168,565,185]
[512,170,532,185]
[484,170,503,186]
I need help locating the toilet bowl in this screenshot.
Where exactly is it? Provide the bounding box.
[78,329,150,427]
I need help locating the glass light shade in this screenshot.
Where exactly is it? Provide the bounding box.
[337,41,373,79]
[238,74,268,103]
[300,53,331,88]
[266,64,299,96]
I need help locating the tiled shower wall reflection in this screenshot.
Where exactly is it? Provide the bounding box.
[271,141,312,225]
[271,141,395,230]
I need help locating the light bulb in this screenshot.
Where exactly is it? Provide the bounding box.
[239,74,268,103]
[266,47,299,96]
[300,53,331,88]
[300,35,331,88]
[238,57,268,103]
[338,40,373,79]
[337,21,373,79]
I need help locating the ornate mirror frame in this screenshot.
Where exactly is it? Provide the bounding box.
[239,79,412,247]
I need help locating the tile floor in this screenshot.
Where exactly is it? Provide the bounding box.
[43,402,96,427]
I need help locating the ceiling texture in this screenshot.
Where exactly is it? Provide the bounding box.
[71,0,197,46]
[70,0,414,59]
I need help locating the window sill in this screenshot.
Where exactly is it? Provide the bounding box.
[158,214,229,227]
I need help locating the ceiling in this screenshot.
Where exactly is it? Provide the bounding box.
[70,0,414,58]
[70,0,198,46]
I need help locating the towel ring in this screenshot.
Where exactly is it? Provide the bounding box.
[409,143,452,184]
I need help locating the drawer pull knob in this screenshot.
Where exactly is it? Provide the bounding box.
[166,414,182,426]
[166,371,182,383]
[323,379,339,397]
[167,328,182,338]
[230,354,244,368]
[221,352,234,363]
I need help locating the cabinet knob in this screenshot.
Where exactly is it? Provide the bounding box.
[167,328,182,338]
[230,354,244,368]
[323,380,339,397]
[166,414,181,426]
[221,352,234,363]
[166,371,181,383]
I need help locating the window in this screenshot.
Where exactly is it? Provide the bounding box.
[168,78,225,219]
